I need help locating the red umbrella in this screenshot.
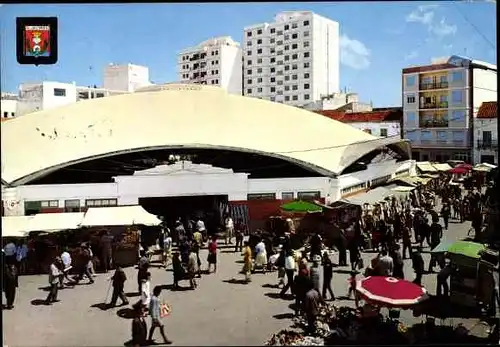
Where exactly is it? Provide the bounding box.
[457,163,473,171]
[448,167,468,174]
[356,276,429,308]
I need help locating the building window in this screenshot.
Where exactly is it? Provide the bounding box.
[247,79,252,84]
[292,64,298,70]
[284,84,290,89]
[270,38,275,44]
[405,75,416,87]
[277,40,283,45]
[3,112,7,118]
[304,52,310,58]
[364,129,372,134]
[270,58,276,63]
[281,192,294,200]
[292,33,298,39]
[291,43,298,49]
[85,199,118,207]
[380,128,388,137]
[292,85,298,91]
[277,60,283,65]
[247,60,252,65]
[292,54,298,60]
[451,70,464,82]
[291,23,298,29]
[247,31,252,37]
[53,88,66,97]
[247,88,252,94]
[304,83,310,89]
[284,35,289,40]
[257,48,262,54]
[277,80,283,86]
[285,96,290,101]
[270,28,275,34]
[437,130,448,142]
[303,41,310,48]
[247,193,276,200]
[304,94,310,100]
[277,30,283,35]
[304,73,310,79]
[405,130,417,142]
[452,110,466,122]
[303,20,310,26]
[41,200,59,208]
[257,77,263,83]
[292,75,298,80]
[284,45,289,51]
[257,58,263,64]
[284,66,290,71]
[247,41,252,46]
[10,112,15,117]
[452,131,465,142]
[304,31,310,37]
[64,199,81,212]
[284,55,290,61]
[257,68,262,73]
[247,69,252,75]
[451,90,463,103]
[270,67,275,73]
[270,87,276,92]
[270,97,276,101]
[257,39,262,44]
[304,62,310,68]
[246,50,252,56]
[257,87,262,93]
[406,111,416,122]
[297,191,320,200]
[292,95,298,101]
[257,29,262,35]
[407,95,416,104]
[270,77,276,83]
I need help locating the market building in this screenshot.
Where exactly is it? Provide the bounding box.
[1,83,414,230]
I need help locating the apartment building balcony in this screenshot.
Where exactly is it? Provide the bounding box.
[419,118,449,128]
[420,101,448,110]
[477,140,498,151]
[419,82,449,90]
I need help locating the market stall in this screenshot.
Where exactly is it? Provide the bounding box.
[1,215,34,238]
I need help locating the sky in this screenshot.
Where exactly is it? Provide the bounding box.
[0,2,496,107]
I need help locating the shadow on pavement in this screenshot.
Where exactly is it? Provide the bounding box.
[262,283,279,289]
[37,286,51,292]
[30,299,48,306]
[416,295,484,319]
[91,302,111,311]
[117,307,135,319]
[273,312,295,320]
[234,260,244,264]
[222,278,249,285]
[158,284,192,292]
[125,292,141,298]
[221,249,238,254]
[264,292,294,300]
[333,269,352,274]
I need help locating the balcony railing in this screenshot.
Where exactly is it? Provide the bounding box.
[419,119,449,128]
[477,140,498,150]
[421,101,448,109]
[419,82,449,90]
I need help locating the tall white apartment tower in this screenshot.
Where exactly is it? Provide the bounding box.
[243,11,340,106]
[178,36,242,95]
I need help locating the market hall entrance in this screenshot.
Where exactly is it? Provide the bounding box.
[139,195,228,236]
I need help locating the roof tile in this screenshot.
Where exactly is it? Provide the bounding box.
[477,101,497,119]
[315,110,402,123]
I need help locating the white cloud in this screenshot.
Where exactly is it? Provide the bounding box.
[339,34,371,70]
[431,18,457,37]
[406,5,457,38]
[404,50,419,60]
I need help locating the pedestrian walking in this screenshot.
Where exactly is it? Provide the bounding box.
[147,286,173,345]
[109,266,129,307]
[187,248,199,289]
[140,272,152,309]
[224,215,234,245]
[207,235,218,273]
[436,261,452,297]
[3,263,18,309]
[280,249,296,297]
[234,220,244,253]
[309,256,321,293]
[45,257,62,305]
[137,250,149,294]
[242,241,253,283]
[74,243,94,285]
[321,252,335,301]
[131,302,148,347]
[60,247,73,287]
[412,247,424,286]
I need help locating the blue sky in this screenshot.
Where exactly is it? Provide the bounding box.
[0,2,496,107]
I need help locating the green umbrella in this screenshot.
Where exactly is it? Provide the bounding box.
[447,240,485,259]
[430,240,455,254]
[280,200,322,213]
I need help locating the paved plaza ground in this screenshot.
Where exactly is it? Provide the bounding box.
[3,218,487,346]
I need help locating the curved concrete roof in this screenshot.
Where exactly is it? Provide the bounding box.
[1,84,409,186]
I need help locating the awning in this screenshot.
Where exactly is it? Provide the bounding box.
[390,176,420,187]
[416,161,438,172]
[28,212,84,232]
[344,187,393,206]
[1,216,34,238]
[280,200,322,213]
[80,205,162,227]
[387,184,415,192]
[432,163,452,172]
[420,173,439,179]
[473,163,496,172]
[447,240,486,259]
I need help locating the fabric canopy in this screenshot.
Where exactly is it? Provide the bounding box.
[416,161,438,172]
[1,216,34,237]
[474,163,496,172]
[29,212,84,232]
[280,200,322,213]
[389,185,415,192]
[343,187,393,206]
[80,205,162,227]
[430,240,455,254]
[449,167,468,174]
[432,163,452,172]
[447,240,485,259]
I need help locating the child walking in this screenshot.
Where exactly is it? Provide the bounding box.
[347,271,360,308]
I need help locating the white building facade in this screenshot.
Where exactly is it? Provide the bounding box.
[103,63,151,92]
[2,159,415,217]
[473,102,497,165]
[1,93,18,119]
[178,37,242,95]
[402,55,497,163]
[243,11,340,106]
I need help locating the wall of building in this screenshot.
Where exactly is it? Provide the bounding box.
[220,44,243,95]
[103,64,150,92]
[473,118,498,164]
[41,82,78,110]
[345,121,400,138]
[472,68,497,116]
[1,98,17,119]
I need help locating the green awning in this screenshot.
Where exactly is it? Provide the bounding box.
[280,200,323,213]
[430,240,455,254]
[447,241,486,259]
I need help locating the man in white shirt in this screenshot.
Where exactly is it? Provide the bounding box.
[224,216,234,245]
[45,257,62,305]
[141,272,152,308]
[3,241,16,258]
[196,218,207,241]
[60,248,73,286]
